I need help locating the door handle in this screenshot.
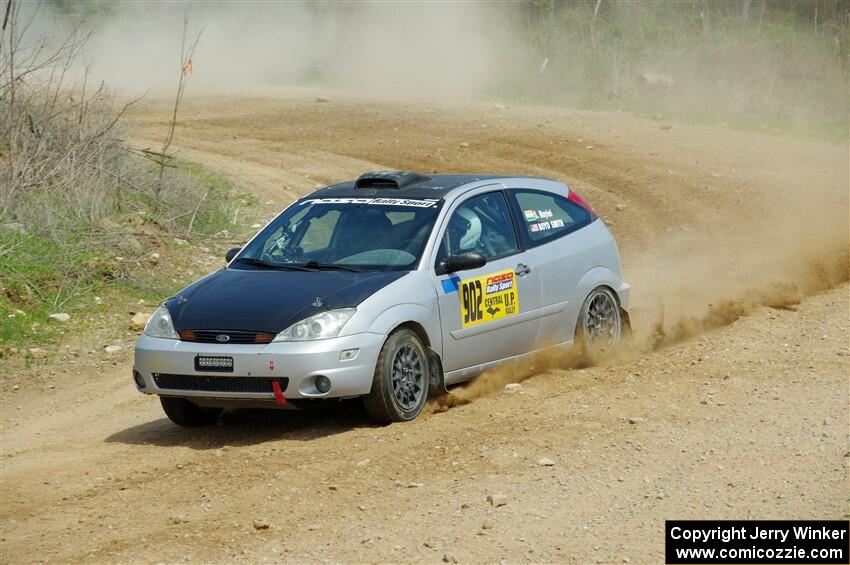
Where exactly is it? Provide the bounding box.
[515,262,531,277]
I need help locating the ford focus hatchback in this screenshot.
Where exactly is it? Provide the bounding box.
[134,172,630,425]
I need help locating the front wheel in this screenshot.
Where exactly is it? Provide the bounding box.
[160,396,222,427]
[363,329,430,424]
[576,286,623,363]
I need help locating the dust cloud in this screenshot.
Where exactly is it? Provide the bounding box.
[77,2,521,100]
[629,180,849,350]
[427,348,586,414]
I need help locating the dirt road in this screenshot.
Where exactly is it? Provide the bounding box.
[2,91,848,564]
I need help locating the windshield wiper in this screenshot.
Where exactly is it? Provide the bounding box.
[300,261,363,273]
[233,258,312,271]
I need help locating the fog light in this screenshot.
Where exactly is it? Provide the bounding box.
[133,370,146,389]
[339,348,359,361]
[315,375,331,393]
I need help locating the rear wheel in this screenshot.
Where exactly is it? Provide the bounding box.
[576,286,623,363]
[363,329,429,424]
[160,396,222,427]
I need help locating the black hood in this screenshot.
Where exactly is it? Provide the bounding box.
[165,268,407,333]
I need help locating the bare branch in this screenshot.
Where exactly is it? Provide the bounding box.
[157,4,204,200]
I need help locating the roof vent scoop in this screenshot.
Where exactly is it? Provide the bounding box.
[355,171,431,190]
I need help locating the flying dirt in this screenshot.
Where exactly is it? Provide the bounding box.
[1,90,847,563]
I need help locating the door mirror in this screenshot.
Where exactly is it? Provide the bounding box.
[225,247,241,263]
[443,252,486,273]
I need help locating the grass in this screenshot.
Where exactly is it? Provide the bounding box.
[503,2,849,144]
[0,160,256,349]
[1,232,96,346]
[177,158,258,235]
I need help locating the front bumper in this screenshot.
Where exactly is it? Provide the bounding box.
[133,332,385,401]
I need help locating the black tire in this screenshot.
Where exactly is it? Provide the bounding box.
[575,286,623,363]
[363,329,430,424]
[160,396,222,427]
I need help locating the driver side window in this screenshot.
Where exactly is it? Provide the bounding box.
[436,192,518,266]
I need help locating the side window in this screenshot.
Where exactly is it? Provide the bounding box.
[513,190,590,244]
[436,192,518,266]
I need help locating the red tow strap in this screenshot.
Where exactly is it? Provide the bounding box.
[272,379,286,407]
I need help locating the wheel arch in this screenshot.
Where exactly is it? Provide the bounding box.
[575,266,625,302]
[368,303,441,355]
[393,320,431,347]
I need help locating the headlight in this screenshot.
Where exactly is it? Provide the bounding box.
[144,306,179,339]
[274,308,355,342]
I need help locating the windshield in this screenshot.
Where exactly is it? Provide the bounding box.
[232,197,443,271]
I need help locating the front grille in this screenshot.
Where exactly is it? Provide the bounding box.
[153,373,288,394]
[178,330,275,344]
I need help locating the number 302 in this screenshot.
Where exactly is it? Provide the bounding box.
[462,280,483,324]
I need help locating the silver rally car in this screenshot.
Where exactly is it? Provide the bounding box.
[134,172,630,425]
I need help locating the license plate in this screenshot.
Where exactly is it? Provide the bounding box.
[195,355,233,372]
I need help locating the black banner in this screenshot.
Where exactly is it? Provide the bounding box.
[666,520,849,564]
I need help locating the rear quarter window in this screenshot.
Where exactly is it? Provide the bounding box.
[512,190,592,246]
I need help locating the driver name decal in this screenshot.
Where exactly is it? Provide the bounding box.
[459,268,519,328]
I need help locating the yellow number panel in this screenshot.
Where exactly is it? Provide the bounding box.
[459,268,519,328]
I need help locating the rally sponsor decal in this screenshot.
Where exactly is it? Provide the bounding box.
[300,197,439,208]
[459,268,519,328]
